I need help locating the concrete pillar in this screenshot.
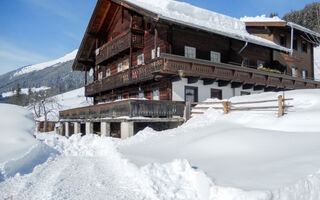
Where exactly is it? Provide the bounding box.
[101,122,110,137]
[65,122,70,137]
[55,122,62,135]
[85,121,93,135]
[121,121,134,139]
[74,122,81,134]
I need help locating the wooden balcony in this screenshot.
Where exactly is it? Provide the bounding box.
[59,99,185,119]
[96,29,144,65]
[86,54,320,97]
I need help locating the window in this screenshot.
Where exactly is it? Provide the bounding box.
[302,41,308,53]
[117,63,123,72]
[106,69,110,77]
[243,57,250,67]
[151,49,156,59]
[122,59,129,70]
[241,91,251,96]
[153,87,159,100]
[185,86,198,102]
[302,70,308,79]
[210,51,221,63]
[137,54,144,65]
[138,90,144,98]
[280,34,287,47]
[98,71,103,80]
[151,47,160,59]
[257,60,265,68]
[157,47,160,57]
[211,89,222,100]
[117,95,122,100]
[292,67,297,77]
[293,39,298,50]
[184,46,196,58]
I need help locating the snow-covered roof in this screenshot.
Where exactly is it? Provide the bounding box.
[241,15,320,38]
[240,15,285,22]
[124,0,291,53]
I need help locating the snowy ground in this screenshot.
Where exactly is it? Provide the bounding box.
[2,89,320,199]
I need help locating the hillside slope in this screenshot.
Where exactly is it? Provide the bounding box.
[0,50,89,103]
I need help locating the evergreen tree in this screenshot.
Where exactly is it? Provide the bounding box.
[9,83,23,105]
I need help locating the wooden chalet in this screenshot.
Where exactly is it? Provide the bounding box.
[245,20,320,79]
[58,0,320,138]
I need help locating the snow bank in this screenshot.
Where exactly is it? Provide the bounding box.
[315,46,320,80]
[240,15,284,22]
[124,0,290,52]
[1,86,50,98]
[12,49,77,77]
[0,104,57,181]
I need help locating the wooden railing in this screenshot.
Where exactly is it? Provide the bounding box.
[87,53,320,97]
[85,58,164,96]
[96,30,144,65]
[185,95,293,120]
[59,99,185,119]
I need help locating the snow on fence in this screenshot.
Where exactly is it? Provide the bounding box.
[186,95,293,120]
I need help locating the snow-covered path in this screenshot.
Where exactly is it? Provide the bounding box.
[0,135,156,200]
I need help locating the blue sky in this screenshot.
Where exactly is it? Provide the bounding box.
[0,0,316,75]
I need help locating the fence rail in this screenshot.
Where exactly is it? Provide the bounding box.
[186,95,293,120]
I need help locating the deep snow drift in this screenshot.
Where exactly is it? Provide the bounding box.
[2,89,320,200]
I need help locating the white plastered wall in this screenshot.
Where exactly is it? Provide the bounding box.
[172,78,263,101]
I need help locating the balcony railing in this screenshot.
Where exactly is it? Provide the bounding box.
[86,54,320,96]
[96,29,144,65]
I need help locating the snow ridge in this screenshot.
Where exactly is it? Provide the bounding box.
[240,15,285,22]
[12,49,78,77]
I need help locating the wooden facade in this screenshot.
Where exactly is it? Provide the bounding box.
[245,22,319,79]
[71,0,320,106]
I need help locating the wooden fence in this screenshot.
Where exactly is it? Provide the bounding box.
[185,95,293,120]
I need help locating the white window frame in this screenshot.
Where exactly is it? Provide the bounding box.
[157,47,160,57]
[117,63,123,72]
[151,49,156,59]
[210,51,221,63]
[137,54,144,65]
[184,46,196,59]
[292,67,297,77]
[98,71,103,80]
[138,90,144,99]
[106,68,110,77]
[153,87,159,100]
[302,70,307,79]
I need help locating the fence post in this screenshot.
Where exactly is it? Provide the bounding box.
[278,95,284,117]
[184,102,191,121]
[223,101,229,114]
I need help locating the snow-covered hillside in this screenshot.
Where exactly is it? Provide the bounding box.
[1,86,50,98]
[315,46,320,80]
[2,89,320,199]
[12,49,78,77]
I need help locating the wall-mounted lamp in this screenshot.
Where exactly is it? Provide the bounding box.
[178,70,184,78]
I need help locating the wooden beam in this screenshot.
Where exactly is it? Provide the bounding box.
[187,77,200,84]
[264,86,276,92]
[171,75,182,82]
[254,85,265,91]
[218,80,230,87]
[202,78,215,85]
[231,82,243,88]
[96,2,111,32]
[242,83,254,90]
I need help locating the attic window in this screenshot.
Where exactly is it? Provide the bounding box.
[185,46,196,59]
[280,34,287,47]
